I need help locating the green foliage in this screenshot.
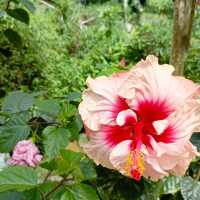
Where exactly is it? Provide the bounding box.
[0,114,31,152]
[0,1,199,199]
[181,177,200,200]
[43,127,70,159]
[34,99,61,119]
[20,0,36,14]
[191,133,200,152]
[4,28,22,49]
[62,183,100,200]
[0,166,38,192]
[0,90,98,199]
[0,191,23,200]
[7,8,29,24]
[147,0,173,16]
[2,91,34,113]
[0,0,199,95]
[162,176,181,195]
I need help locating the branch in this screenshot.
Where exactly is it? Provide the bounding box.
[6,0,11,10]
[38,188,46,200]
[80,17,96,29]
[44,178,66,199]
[40,0,55,9]
[43,171,52,183]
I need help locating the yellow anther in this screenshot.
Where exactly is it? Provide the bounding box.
[124,149,144,180]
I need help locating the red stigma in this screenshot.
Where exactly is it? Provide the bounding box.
[131,169,142,181]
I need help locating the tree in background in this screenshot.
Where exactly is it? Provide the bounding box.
[170,0,196,75]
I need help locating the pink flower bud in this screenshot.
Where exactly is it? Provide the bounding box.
[8,140,43,167]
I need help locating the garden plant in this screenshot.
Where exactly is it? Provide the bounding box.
[0,0,200,200]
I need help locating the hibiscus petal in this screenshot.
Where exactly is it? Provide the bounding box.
[153,119,168,135]
[109,140,133,177]
[116,109,137,126]
[169,142,198,176]
[79,73,130,131]
[167,100,200,141]
[126,56,199,122]
[80,132,114,169]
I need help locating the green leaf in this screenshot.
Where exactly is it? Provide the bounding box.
[60,149,83,164]
[143,180,163,200]
[162,176,181,194]
[0,115,31,152]
[40,159,57,171]
[66,92,81,102]
[69,115,83,140]
[2,91,34,114]
[7,8,29,24]
[57,150,84,179]
[0,115,6,125]
[35,99,60,117]
[35,182,66,200]
[61,184,99,200]
[20,0,36,13]
[61,191,74,200]
[43,127,70,159]
[58,150,96,181]
[22,189,40,200]
[0,191,23,200]
[64,103,77,118]
[23,182,64,200]
[96,187,109,200]
[4,29,22,49]
[180,177,200,200]
[191,133,200,152]
[80,158,97,181]
[0,166,38,192]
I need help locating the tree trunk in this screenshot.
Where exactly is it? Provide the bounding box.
[170,0,196,75]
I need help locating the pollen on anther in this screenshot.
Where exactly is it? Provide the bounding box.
[124,150,144,181]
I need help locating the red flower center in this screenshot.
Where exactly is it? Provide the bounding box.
[105,97,176,150]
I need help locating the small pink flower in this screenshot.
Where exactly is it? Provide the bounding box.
[8,140,43,167]
[197,0,200,5]
[79,55,200,181]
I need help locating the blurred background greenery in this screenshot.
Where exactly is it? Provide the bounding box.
[0,0,199,98]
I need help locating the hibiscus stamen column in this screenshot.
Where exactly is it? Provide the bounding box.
[124,149,144,181]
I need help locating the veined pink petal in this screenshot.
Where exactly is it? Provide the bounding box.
[126,55,199,121]
[143,142,198,180]
[79,73,131,131]
[169,142,199,176]
[165,101,200,141]
[109,140,133,176]
[80,132,114,168]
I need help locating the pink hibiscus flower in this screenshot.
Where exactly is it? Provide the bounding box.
[8,140,43,167]
[79,55,200,181]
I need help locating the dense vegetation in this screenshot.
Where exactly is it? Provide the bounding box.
[0,0,199,200]
[1,0,200,97]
